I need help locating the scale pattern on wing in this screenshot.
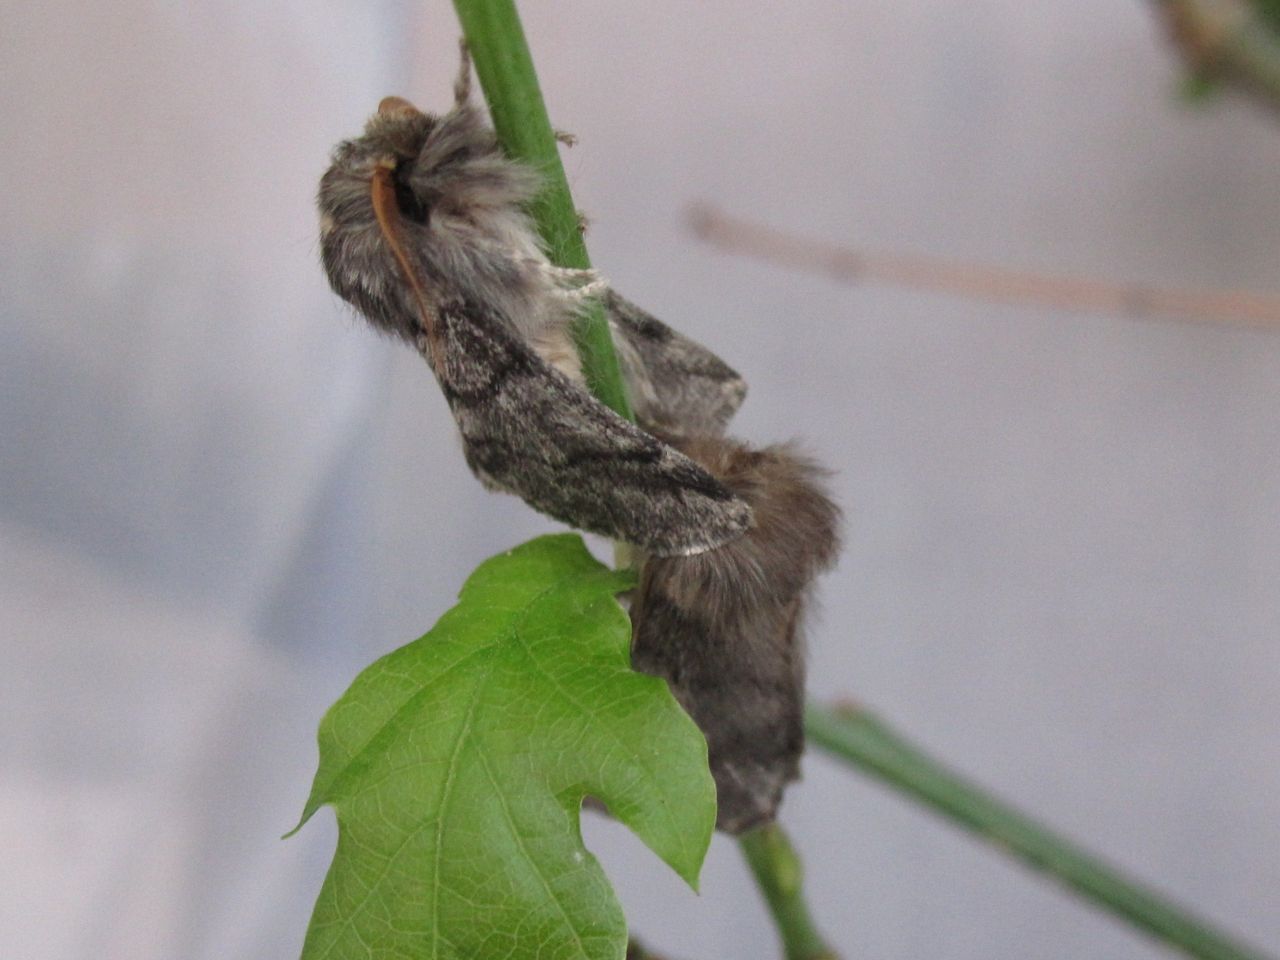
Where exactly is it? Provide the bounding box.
[432,299,752,556]
[606,292,748,440]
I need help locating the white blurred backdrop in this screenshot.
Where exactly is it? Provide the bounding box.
[2,2,1278,958]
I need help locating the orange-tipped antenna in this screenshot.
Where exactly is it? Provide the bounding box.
[370,160,446,368]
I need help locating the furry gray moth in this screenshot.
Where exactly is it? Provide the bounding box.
[317,47,840,832]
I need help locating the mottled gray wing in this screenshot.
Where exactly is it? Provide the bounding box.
[605,291,747,440]
[431,300,752,556]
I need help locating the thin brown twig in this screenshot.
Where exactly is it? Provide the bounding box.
[688,202,1280,331]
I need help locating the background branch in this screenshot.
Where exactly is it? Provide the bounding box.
[807,703,1273,960]
[689,203,1280,331]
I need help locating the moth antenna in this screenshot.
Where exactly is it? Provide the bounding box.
[370,162,446,369]
[454,38,473,105]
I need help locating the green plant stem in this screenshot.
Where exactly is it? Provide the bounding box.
[451,6,834,955]
[449,9,1270,960]
[451,0,633,419]
[739,825,839,960]
[806,703,1273,960]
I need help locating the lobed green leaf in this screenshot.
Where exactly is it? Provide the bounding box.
[294,534,716,960]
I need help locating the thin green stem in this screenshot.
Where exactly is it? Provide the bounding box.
[451,0,633,419]
[449,9,1269,960]
[806,703,1274,960]
[450,7,835,957]
[738,825,839,960]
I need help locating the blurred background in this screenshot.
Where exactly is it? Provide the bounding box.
[2,2,1278,958]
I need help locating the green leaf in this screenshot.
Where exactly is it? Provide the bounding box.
[293,534,717,960]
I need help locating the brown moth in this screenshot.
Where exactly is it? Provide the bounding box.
[316,45,840,831]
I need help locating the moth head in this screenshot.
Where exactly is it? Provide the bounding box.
[317,96,540,347]
[317,98,443,345]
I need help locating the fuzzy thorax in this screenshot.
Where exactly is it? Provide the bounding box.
[317,98,585,381]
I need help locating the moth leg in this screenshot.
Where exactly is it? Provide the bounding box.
[552,281,609,307]
[537,264,610,302]
[541,265,599,284]
[554,129,578,147]
[552,277,606,304]
[569,278,609,299]
[454,38,472,104]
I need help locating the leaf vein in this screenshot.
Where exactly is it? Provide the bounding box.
[476,749,592,960]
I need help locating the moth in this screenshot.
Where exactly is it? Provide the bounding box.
[318,53,749,557]
[317,46,840,832]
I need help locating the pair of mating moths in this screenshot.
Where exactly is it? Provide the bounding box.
[318,53,839,833]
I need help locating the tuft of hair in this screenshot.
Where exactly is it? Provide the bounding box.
[316,97,563,356]
[630,436,841,833]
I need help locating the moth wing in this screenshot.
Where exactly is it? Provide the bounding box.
[605,291,748,440]
[432,301,752,556]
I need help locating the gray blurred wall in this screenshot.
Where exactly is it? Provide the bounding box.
[1,2,1277,958]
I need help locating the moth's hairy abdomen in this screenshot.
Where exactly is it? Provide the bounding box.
[630,437,841,833]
